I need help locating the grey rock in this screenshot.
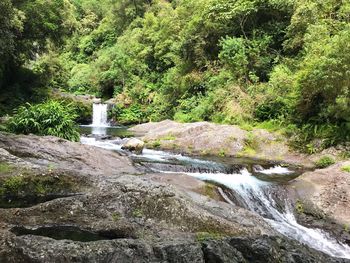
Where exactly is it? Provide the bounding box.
[122,138,145,153]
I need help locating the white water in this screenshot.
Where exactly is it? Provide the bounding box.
[254,165,293,175]
[92,104,109,126]
[80,137,122,151]
[180,169,350,259]
[89,104,109,135]
[80,137,350,259]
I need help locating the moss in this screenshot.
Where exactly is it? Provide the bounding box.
[0,162,14,174]
[238,147,256,157]
[195,231,224,242]
[152,140,161,148]
[295,200,304,214]
[341,165,350,173]
[0,173,78,197]
[201,150,209,156]
[201,183,217,199]
[315,156,335,168]
[171,143,179,149]
[112,212,121,222]
[218,149,226,157]
[160,134,176,141]
[132,209,144,218]
[344,224,349,233]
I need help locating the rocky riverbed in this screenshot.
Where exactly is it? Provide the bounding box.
[0,132,349,262]
[129,120,314,167]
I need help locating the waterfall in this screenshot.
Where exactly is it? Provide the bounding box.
[92,104,108,127]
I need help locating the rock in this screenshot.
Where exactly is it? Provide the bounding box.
[105,98,118,105]
[129,120,313,167]
[288,161,350,245]
[0,132,348,262]
[0,132,137,176]
[92,98,102,104]
[289,161,350,226]
[121,138,145,153]
[226,236,348,263]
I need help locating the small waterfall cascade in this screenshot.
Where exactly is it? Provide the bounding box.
[92,104,109,127]
[182,169,350,259]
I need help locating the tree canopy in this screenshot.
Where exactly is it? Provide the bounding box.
[0,0,349,149]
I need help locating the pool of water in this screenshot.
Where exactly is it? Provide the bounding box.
[11,225,127,242]
[80,125,133,138]
[0,194,78,209]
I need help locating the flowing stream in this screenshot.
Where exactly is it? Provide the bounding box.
[81,136,350,259]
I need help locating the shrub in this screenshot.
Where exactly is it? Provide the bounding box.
[315,156,335,169]
[111,104,145,125]
[7,100,80,141]
[341,165,350,173]
[254,99,290,121]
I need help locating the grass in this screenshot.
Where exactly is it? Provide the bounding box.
[152,140,161,148]
[218,149,226,157]
[195,232,223,242]
[160,134,176,141]
[237,131,259,157]
[341,165,350,173]
[315,156,335,168]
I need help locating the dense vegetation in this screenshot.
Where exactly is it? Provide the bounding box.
[0,0,349,150]
[7,101,80,141]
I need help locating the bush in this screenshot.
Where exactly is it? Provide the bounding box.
[315,156,335,169]
[7,100,80,141]
[254,99,290,121]
[342,165,350,173]
[110,104,145,125]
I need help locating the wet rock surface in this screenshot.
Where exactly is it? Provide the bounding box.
[0,132,349,262]
[289,161,350,246]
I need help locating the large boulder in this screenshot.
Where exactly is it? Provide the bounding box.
[129,120,313,167]
[289,161,350,226]
[121,138,145,153]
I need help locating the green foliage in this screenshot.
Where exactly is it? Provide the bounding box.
[0,163,14,174]
[111,212,121,222]
[110,103,145,125]
[295,200,304,214]
[132,209,144,218]
[7,101,80,141]
[341,165,350,173]
[152,140,161,149]
[195,232,223,242]
[0,174,75,197]
[218,149,226,157]
[1,0,349,151]
[315,156,336,169]
[254,99,290,121]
